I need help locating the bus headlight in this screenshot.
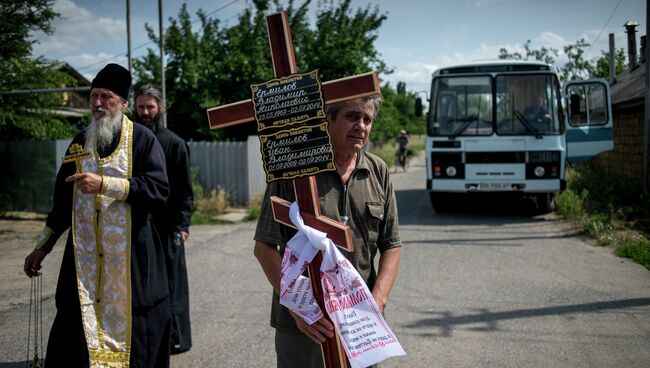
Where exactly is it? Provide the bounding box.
[534,166,545,177]
[446,166,457,177]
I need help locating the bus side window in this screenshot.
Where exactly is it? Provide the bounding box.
[567,82,608,127]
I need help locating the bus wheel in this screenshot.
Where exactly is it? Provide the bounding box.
[536,193,555,213]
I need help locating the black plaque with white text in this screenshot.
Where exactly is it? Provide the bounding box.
[251,70,335,182]
[251,70,326,131]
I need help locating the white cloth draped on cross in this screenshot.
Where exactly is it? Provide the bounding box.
[279,202,406,368]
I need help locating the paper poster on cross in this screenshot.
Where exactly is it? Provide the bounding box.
[206,11,382,368]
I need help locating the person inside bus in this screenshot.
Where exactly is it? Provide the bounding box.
[523,95,551,132]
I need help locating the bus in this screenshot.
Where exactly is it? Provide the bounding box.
[416,60,614,212]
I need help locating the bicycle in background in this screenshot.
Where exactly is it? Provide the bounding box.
[395,130,410,172]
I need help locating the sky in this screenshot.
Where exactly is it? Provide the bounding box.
[31,0,647,94]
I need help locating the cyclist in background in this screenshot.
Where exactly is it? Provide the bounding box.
[395,129,410,171]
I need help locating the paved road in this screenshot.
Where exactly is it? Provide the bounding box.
[1,154,649,367]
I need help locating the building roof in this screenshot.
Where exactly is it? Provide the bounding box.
[51,61,91,86]
[611,62,646,107]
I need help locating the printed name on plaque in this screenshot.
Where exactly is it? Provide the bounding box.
[259,122,335,181]
[251,70,336,182]
[251,70,325,131]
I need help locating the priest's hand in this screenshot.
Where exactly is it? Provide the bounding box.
[66,172,103,194]
[289,311,334,344]
[24,249,48,277]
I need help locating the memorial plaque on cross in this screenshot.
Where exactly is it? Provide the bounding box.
[206,11,380,368]
[62,143,92,173]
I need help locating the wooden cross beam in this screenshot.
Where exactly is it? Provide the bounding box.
[62,143,92,173]
[207,12,380,368]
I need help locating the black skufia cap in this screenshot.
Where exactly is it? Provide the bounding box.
[91,63,132,100]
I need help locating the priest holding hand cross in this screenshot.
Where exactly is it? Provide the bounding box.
[254,95,402,368]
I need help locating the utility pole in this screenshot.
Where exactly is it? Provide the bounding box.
[609,33,616,84]
[126,0,132,73]
[158,0,167,128]
[644,6,650,190]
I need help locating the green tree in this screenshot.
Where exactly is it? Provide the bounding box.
[133,0,391,141]
[0,0,57,59]
[499,38,628,82]
[373,82,425,142]
[301,0,390,80]
[592,47,627,79]
[0,0,79,141]
[498,39,559,65]
[561,38,593,80]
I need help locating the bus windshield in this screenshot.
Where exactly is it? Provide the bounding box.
[430,76,493,137]
[495,74,561,135]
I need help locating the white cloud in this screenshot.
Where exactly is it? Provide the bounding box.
[534,31,569,50]
[383,61,438,93]
[32,0,126,58]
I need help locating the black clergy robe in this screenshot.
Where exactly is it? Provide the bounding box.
[153,127,193,353]
[40,119,171,368]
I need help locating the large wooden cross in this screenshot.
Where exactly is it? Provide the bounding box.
[207,12,380,368]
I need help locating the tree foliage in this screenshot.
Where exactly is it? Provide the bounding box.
[133,0,396,141]
[592,48,627,79]
[0,0,80,141]
[373,83,425,142]
[561,38,593,80]
[0,0,58,59]
[498,39,559,65]
[498,38,628,82]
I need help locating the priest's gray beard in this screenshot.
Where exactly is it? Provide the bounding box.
[86,106,124,151]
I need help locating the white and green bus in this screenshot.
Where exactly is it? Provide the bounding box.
[416,60,613,212]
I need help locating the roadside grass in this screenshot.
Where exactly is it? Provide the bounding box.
[190,212,233,225]
[369,135,425,168]
[244,193,263,221]
[555,163,650,269]
[0,229,11,235]
[190,166,231,225]
[190,166,262,224]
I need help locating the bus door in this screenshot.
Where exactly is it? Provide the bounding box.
[564,79,613,162]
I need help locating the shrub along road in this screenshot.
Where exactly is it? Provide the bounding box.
[1,153,649,367]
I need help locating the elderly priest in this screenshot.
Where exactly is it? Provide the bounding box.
[24,63,172,368]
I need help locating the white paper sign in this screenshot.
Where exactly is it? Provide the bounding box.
[278,202,406,367]
[320,240,406,368]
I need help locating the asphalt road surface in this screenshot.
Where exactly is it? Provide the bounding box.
[1,153,649,367]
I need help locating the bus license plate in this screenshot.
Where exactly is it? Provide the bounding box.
[479,182,511,191]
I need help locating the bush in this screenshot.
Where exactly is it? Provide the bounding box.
[190,166,229,223]
[197,188,228,216]
[583,214,613,239]
[567,163,649,218]
[615,233,650,270]
[555,189,585,221]
[558,164,650,269]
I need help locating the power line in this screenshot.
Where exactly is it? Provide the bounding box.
[588,0,623,53]
[75,0,242,72]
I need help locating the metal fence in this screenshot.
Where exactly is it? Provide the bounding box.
[0,139,71,212]
[0,136,266,212]
[188,136,266,205]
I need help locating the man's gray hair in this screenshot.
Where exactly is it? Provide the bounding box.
[325,95,382,121]
[134,84,166,113]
